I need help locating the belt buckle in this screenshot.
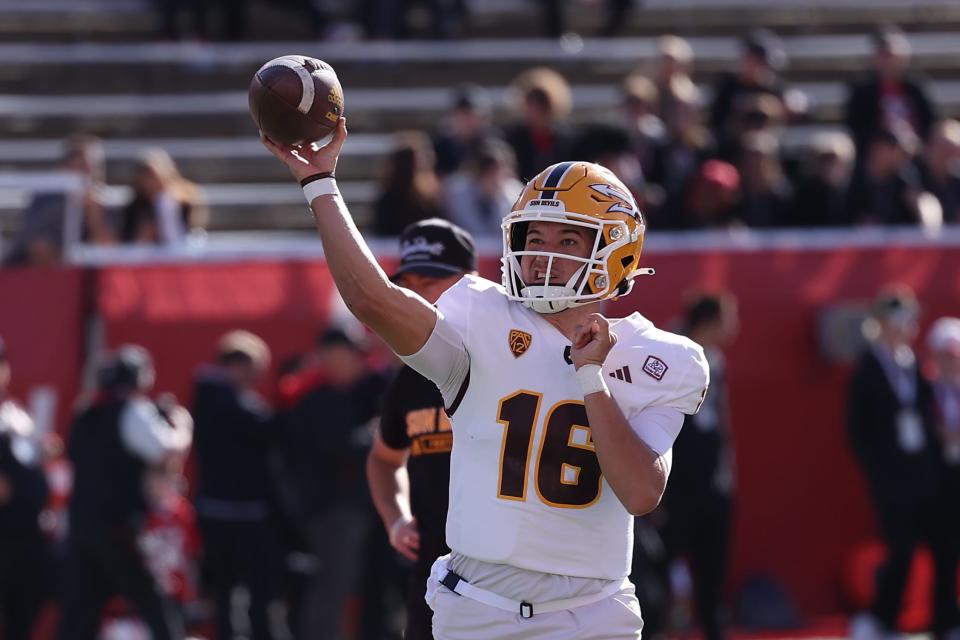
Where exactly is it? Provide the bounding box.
[520,601,533,619]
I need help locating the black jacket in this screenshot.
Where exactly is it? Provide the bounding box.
[844,73,936,152]
[192,369,276,506]
[847,347,940,506]
[0,430,48,539]
[68,400,147,529]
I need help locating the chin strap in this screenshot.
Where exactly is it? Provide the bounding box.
[630,267,656,277]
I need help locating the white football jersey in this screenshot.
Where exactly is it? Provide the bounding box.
[406,274,709,580]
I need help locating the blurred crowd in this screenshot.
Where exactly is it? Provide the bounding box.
[152,0,637,41]
[0,322,405,639]
[402,25,957,236]
[4,24,959,269]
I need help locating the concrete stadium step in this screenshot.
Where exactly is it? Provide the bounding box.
[469,0,960,37]
[0,0,155,43]
[2,32,959,95]
[0,123,845,182]
[1,81,958,139]
[0,136,393,183]
[0,179,375,232]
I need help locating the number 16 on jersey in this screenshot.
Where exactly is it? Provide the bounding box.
[496,390,604,509]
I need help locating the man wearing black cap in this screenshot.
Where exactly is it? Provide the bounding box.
[367,218,477,640]
[433,84,502,177]
[59,345,193,640]
[847,287,955,638]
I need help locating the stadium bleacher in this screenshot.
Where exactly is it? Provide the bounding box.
[1,0,959,237]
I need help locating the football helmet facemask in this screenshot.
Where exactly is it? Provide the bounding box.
[501,161,652,314]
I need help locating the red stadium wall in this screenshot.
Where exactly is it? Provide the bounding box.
[0,267,88,432]
[2,244,958,618]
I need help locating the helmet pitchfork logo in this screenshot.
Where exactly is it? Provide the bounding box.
[590,183,640,218]
[508,329,533,358]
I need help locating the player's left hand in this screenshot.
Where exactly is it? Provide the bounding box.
[571,313,617,370]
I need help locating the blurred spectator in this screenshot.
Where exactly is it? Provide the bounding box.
[596,0,636,37]
[845,25,936,156]
[847,288,956,639]
[120,149,208,245]
[191,331,286,640]
[141,458,201,628]
[432,85,502,176]
[373,132,446,237]
[505,67,574,181]
[571,122,645,204]
[274,0,330,39]
[443,140,524,238]
[647,78,714,227]
[736,131,792,228]
[846,125,940,227]
[281,329,390,640]
[654,35,695,120]
[735,93,786,141]
[158,0,328,40]
[0,337,52,640]
[538,0,638,38]
[675,160,741,230]
[710,29,787,162]
[194,0,248,40]
[59,345,192,640]
[926,318,960,635]
[917,119,960,224]
[660,292,739,640]
[155,0,184,39]
[620,74,666,176]
[362,0,467,39]
[368,219,476,640]
[4,135,113,267]
[155,0,209,40]
[787,132,855,227]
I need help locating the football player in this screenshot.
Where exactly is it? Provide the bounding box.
[262,119,708,639]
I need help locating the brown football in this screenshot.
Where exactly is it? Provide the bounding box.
[249,55,344,146]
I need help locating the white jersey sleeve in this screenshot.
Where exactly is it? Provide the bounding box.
[399,275,495,409]
[628,405,685,457]
[611,314,711,455]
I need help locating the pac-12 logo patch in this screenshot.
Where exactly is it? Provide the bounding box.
[509,329,532,358]
[642,355,668,381]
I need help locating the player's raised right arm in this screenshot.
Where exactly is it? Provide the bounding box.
[261,118,437,356]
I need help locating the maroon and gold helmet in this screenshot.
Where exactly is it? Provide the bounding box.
[501,161,651,314]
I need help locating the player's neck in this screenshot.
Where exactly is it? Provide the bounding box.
[541,305,598,341]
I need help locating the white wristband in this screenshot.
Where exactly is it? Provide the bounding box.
[303,177,339,204]
[576,364,609,396]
